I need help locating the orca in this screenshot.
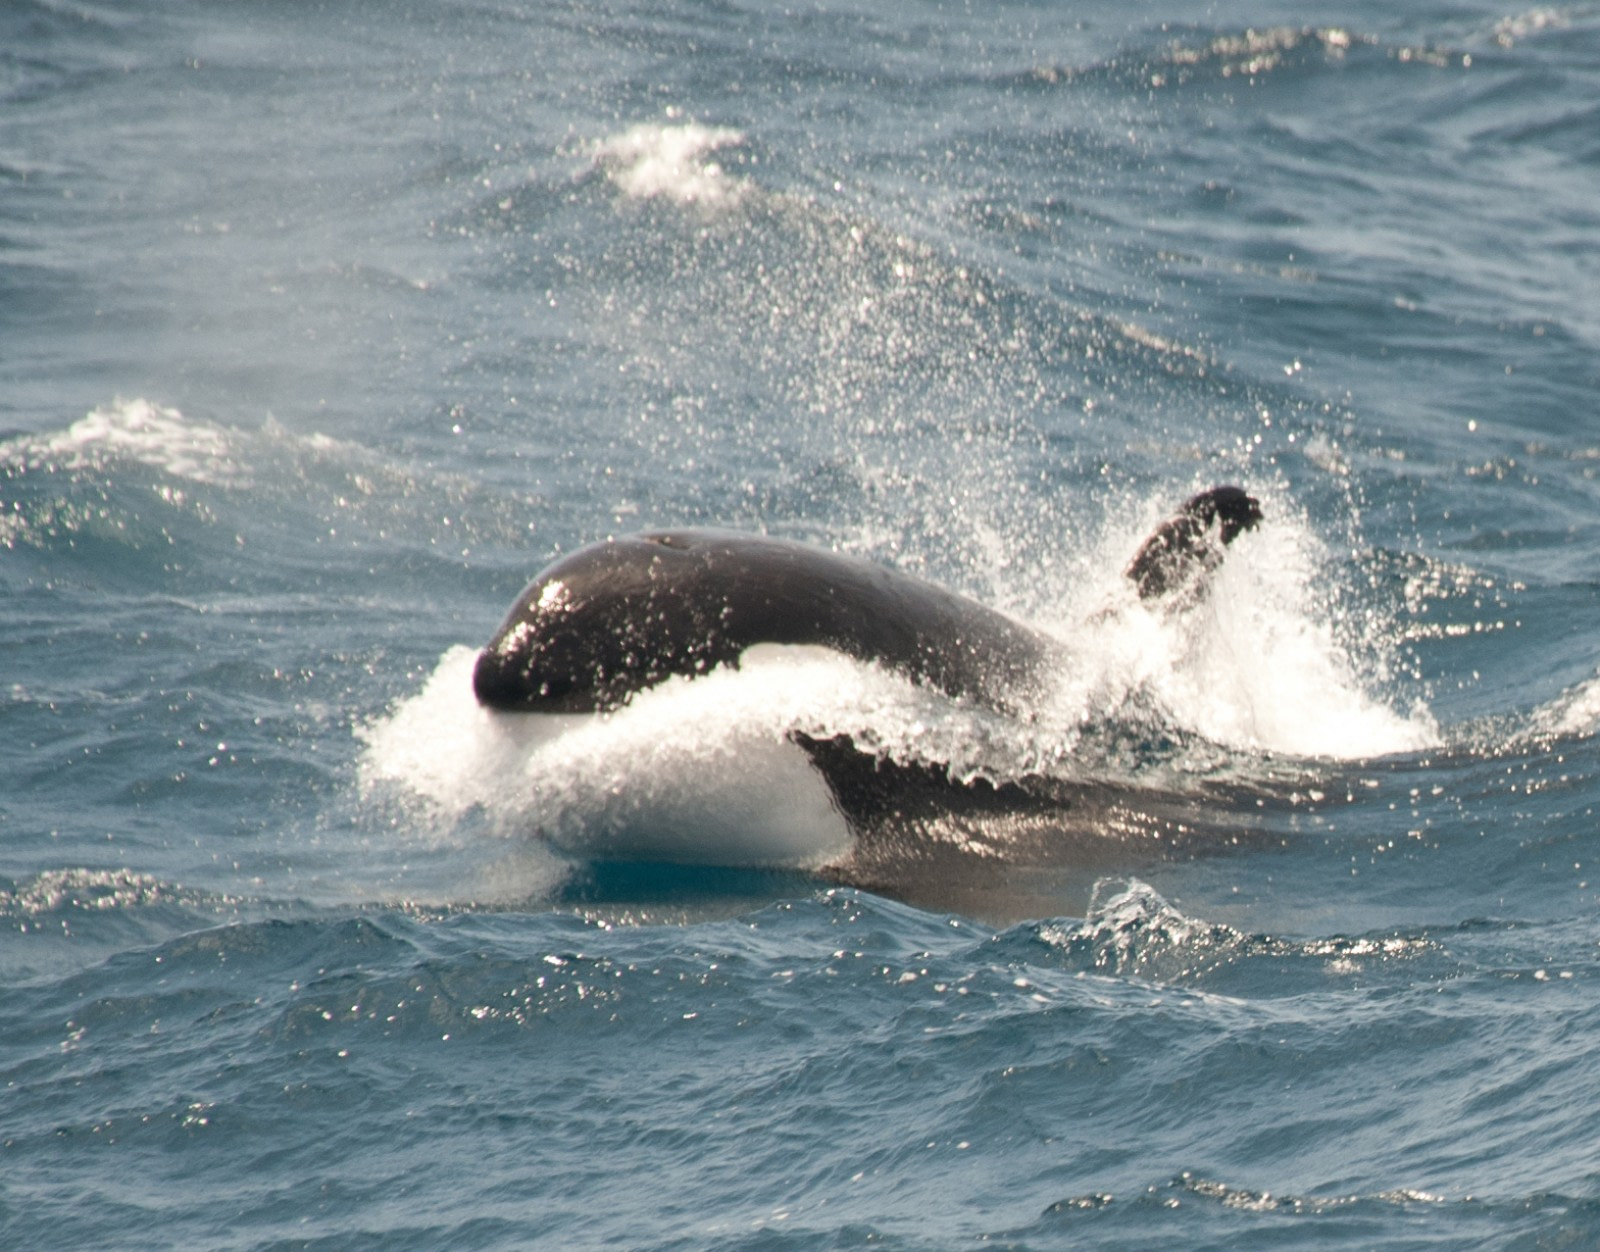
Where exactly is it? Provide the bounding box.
[473,485,1262,715]
[471,485,1263,913]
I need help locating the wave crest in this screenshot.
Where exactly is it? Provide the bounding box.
[595,120,750,208]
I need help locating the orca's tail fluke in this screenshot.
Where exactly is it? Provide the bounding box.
[1125,485,1262,604]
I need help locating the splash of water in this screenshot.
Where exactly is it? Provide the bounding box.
[358,645,859,871]
[594,120,749,208]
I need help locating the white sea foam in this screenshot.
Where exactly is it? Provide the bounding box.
[594,121,749,208]
[1,398,243,485]
[1124,519,1437,759]
[1026,492,1438,762]
[1531,671,1600,739]
[359,645,859,871]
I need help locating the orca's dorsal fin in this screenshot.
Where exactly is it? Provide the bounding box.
[1125,485,1262,604]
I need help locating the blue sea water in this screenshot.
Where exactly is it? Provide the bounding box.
[5,0,1600,1246]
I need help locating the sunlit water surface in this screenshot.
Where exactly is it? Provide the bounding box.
[4,2,1600,1247]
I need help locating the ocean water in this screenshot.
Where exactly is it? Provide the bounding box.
[5,0,1600,1246]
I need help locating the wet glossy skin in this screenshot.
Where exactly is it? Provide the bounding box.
[473,486,1261,715]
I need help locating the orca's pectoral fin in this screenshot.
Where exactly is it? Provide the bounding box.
[1125,485,1262,604]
